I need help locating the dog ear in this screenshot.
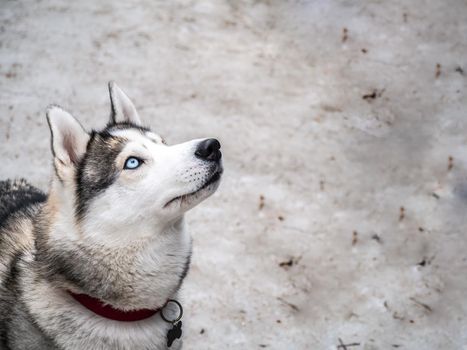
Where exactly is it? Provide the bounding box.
[46,106,89,174]
[108,81,142,125]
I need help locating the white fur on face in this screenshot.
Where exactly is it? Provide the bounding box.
[80,129,221,244]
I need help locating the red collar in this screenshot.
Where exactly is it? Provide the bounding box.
[68,291,162,322]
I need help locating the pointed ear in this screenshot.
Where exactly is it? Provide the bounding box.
[46,106,89,170]
[108,81,141,125]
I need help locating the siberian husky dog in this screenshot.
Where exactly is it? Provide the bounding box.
[0,82,223,350]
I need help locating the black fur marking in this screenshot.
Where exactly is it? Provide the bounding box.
[0,180,47,228]
[179,252,192,283]
[75,130,126,219]
[75,123,152,219]
[45,104,61,160]
[2,251,22,291]
[52,163,63,184]
[0,331,11,349]
[108,81,117,123]
[0,251,22,347]
[173,249,192,295]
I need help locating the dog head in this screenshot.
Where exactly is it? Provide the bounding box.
[46,82,223,244]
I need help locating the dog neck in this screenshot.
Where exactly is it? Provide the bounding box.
[35,200,192,311]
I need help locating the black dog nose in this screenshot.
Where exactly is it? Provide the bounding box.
[195,138,221,162]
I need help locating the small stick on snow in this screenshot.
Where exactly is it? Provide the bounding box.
[410,297,433,313]
[399,207,405,221]
[448,156,454,171]
[337,338,360,349]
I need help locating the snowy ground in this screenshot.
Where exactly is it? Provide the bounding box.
[1,0,467,349]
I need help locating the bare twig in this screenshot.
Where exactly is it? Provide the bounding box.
[259,195,265,210]
[448,156,454,171]
[352,231,358,245]
[410,297,433,313]
[337,338,360,349]
[342,28,348,42]
[399,207,405,221]
[277,297,299,312]
[435,63,441,78]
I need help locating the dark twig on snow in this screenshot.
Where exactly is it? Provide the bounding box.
[259,195,265,210]
[455,66,464,75]
[399,207,405,221]
[342,28,348,42]
[352,231,358,245]
[409,297,433,313]
[362,89,384,101]
[337,338,360,349]
[277,297,299,312]
[435,63,441,78]
[448,156,454,171]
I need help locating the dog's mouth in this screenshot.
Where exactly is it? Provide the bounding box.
[164,169,223,208]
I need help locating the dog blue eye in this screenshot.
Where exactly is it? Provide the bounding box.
[124,157,142,170]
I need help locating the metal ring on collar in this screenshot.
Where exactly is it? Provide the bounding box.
[160,299,183,323]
